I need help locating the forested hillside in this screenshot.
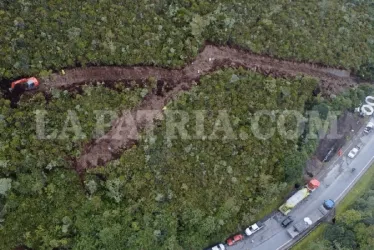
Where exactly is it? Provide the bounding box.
[0,85,143,249]
[1,69,318,249]
[1,65,371,249]
[1,0,374,79]
[1,1,374,249]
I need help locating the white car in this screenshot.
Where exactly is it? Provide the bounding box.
[211,244,225,250]
[348,147,359,159]
[364,123,373,134]
[245,222,264,236]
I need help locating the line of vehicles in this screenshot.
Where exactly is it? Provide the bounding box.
[206,221,265,250]
[286,118,374,237]
[286,199,335,238]
[206,179,335,250]
[277,179,336,234]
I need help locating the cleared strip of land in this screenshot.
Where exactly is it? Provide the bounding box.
[51,45,354,171]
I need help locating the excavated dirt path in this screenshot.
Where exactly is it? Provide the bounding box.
[44,45,355,92]
[39,45,356,172]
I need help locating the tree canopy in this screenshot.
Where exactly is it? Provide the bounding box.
[1,0,374,79]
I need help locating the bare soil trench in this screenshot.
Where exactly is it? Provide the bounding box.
[6,44,358,172]
[41,45,355,93]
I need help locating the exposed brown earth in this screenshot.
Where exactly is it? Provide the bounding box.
[315,112,363,162]
[42,45,356,92]
[305,112,364,178]
[36,44,357,172]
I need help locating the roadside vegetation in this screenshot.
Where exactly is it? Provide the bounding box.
[292,165,374,250]
[1,0,374,80]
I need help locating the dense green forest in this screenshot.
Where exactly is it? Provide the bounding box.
[0,85,143,249]
[1,0,374,79]
[0,69,319,249]
[304,177,374,250]
[2,66,372,249]
[1,0,374,249]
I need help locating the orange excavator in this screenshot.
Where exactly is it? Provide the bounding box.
[10,77,39,91]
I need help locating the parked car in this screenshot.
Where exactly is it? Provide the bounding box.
[226,234,244,246]
[364,122,373,134]
[281,216,294,228]
[245,221,264,236]
[10,77,39,91]
[322,199,335,210]
[348,147,359,159]
[210,243,225,250]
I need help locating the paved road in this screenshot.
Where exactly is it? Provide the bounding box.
[228,130,374,250]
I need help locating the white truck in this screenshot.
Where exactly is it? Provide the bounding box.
[279,179,320,215]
